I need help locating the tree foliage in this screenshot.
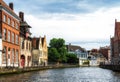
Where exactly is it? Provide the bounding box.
[48,48,60,62]
[49,38,67,63]
[48,38,79,64]
[66,53,79,64]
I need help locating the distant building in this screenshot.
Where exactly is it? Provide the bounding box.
[96,54,107,65]
[19,12,32,68]
[111,19,120,65]
[0,1,20,67]
[88,49,107,66]
[99,46,111,64]
[32,36,48,66]
[88,55,97,66]
[66,44,88,66]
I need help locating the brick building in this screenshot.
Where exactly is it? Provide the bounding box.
[0,0,20,67]
[111,19,120,64]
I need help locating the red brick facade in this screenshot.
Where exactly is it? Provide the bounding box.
[111,19,120,64]
[0,0,20,67]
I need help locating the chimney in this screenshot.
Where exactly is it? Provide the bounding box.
[19,12,24,21]
[9,3,13,10]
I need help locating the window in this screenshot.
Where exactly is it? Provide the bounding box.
[16,35,18,44]
[26,42,28,49]
[8,17,11,25]
[3,15,7,22]
[8,30,10,42]
[12,21,14,27]
[3,28,7,40]
[12,32,14,43]
[16,23,18,29]
[22,40,24,49]
[3,46,6,64]
[15,50,18,63]
[12,49,15,64]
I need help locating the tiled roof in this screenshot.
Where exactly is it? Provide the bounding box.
[66,44,85,52]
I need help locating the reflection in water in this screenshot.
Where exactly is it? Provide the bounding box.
[0,67,120,82]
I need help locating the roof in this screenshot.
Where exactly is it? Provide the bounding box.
[66,44,85,52]
[0,0,20,20]
[20,21,31,28]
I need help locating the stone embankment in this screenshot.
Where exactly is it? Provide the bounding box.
[0,64,79,75]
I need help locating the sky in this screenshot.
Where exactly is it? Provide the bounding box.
[4,0,120,50]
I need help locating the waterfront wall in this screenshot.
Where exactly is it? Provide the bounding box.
[0,64,79,75]
[100,64,120,71]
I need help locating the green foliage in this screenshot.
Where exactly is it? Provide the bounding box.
[66,53,79,64]
[48,38,79,64]
[49,38,65,49]
[48,48,60,62]
[49,38,67,63]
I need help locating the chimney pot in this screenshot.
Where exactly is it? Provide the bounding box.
[19,12,24,21]
[9,3,13,10]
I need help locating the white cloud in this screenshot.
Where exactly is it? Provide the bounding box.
[24,6,120,49]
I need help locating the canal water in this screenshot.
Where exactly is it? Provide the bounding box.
[0,67,120,82]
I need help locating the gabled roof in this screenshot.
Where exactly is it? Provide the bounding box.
[32,37,40,49]
[32,36,46,49]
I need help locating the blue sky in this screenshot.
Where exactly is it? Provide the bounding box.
[4,0,120,50]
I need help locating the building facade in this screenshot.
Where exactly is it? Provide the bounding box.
[111,19,120,65]
[0,1,20,67]
[19,12,32,68]
[32,36,48,66]
[99,46,111,64]
[0,33,2,67]
[66,44,88,66]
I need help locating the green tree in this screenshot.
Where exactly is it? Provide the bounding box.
[58,47,67,63]
[48,38,67,63]
[48,48,60,62]
[66,53,79,64]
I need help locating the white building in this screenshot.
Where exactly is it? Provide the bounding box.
[66,44,88,66]
[88,55,98,66]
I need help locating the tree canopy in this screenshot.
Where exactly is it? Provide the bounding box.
[48,38,79,64]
